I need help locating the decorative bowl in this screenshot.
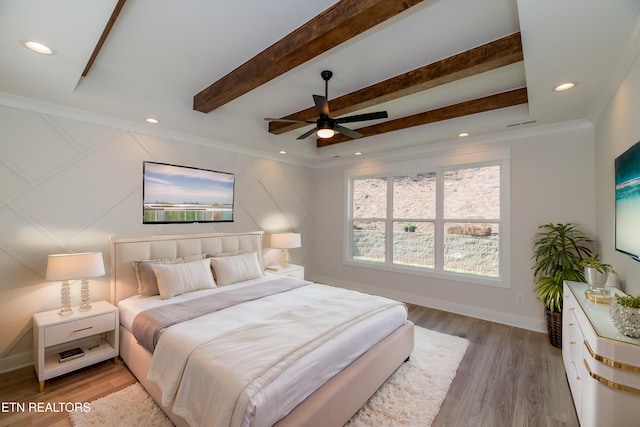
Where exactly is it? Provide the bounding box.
[610,297,640,338]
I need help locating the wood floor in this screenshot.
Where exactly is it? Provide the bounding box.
[0,304,579,427]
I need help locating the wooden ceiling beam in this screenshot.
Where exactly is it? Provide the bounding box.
[269,32,523,135]
[81,0,127,77]
[193,0,425,113]
[316,87,529,147]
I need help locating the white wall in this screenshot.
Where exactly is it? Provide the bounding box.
[0,104,316,372]
[594,46,640,295]
[309,123,596,332]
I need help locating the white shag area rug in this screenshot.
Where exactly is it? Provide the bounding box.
[70,326,468,427]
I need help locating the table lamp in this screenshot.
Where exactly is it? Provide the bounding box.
[271,233,301,268]
[46,252,105,315]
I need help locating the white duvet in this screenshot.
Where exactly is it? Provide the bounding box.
[126,277,407,427]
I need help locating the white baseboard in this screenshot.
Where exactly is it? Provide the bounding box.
[0,351,33,374]
[309,274,546,333]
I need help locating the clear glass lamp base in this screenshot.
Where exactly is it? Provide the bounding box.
[279,249,290,268]
[59,281,73,316]
[77,278,92,311]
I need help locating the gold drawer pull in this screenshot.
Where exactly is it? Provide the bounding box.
[569,308,575,311]
[568,323,574,326]
[73,326,93,333]
[570,361,580,380]
[570,341,577,345]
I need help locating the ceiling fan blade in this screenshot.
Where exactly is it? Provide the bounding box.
[336,124,362,139]
[313,94,330,117]
[264,118,313,123]
[335,111,388,124]
[296,127,318,140]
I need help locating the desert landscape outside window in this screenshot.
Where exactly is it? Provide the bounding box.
[349,161,506,285]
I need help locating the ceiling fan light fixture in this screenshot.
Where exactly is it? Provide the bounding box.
[316,117,335,138]
[266,70,386,142]
[317,128,335,139]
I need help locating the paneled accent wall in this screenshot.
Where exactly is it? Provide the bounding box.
[0,104,315,372]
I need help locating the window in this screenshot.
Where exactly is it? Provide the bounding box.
[348,154,509,287]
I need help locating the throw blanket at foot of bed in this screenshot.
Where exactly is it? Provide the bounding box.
[132,277,310,352]
[146,281,405,427]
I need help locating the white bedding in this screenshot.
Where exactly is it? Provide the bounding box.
[118,275,407,427]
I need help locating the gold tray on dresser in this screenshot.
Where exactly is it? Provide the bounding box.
[585,287,613,304]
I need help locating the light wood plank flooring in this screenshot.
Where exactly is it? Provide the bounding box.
[0,304,578,427]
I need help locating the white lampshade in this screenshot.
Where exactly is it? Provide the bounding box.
[271,233,301,249]
[46,252,105,315]
[46,252,105,281]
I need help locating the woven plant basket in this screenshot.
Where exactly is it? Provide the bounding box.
[544,307,562,348]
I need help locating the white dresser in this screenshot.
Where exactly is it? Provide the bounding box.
[563,282,640,426]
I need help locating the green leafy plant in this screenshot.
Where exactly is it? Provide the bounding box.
[579,254,617,275]
[615,294,640,309]
[532,223,593,312]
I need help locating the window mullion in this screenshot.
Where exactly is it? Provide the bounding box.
[435,170,444,272]
[386,176,394,266]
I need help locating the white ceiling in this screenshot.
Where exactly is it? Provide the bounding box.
[1,0,639,165]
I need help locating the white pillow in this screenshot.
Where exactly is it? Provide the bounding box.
[210,251,263,286]
[133,253,206,297]
[152,258,216,299]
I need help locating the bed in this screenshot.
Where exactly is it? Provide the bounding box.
[111,231,414,427]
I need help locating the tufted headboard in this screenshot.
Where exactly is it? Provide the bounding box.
[110,231,264,304]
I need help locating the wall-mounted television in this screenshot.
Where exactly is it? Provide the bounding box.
[143,161,235,224]
[615,141,640,261]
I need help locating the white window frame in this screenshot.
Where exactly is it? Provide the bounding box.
[345,147,511,288]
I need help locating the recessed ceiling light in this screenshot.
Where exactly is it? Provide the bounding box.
[22,40,55,55]
[145,118,159,124]
[354,152,362,156]
[458,132,470,138]
[279,150,287,154]
[554,82,576,92]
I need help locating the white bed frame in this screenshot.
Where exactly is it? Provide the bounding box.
[111,231,414,427]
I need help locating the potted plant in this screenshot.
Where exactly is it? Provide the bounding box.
[532,223,593,347]
[579,254,617,288]
[610,294,640,337]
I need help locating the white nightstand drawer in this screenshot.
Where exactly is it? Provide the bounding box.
[44,312,116,347]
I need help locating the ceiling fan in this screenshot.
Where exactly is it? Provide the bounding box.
[265,70,388,140]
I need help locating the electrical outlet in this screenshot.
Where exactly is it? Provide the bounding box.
[516,293,525,304]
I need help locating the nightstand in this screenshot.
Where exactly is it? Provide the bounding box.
[266,264,305,279]
[33,300,119,392]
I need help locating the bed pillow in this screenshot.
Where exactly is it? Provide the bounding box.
[210,251,263,286]
[207,249,254,280]
[133,254,206,297]
[133,258,181,297]
[151,258,216,299]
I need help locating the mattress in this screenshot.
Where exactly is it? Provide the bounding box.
[118,274,408,427]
